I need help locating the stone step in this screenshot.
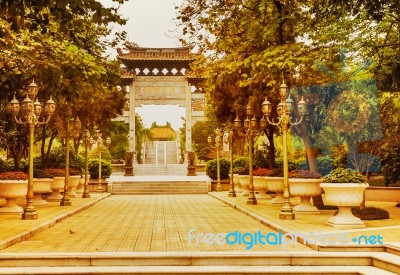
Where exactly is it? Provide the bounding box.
[0,252,398,274]
[0,265,393,274]
[143,141,178,165]
[134,164,187,175]
[111,181,208,194]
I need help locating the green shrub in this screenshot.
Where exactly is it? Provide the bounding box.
[0,158,13,173]
[253,151,269,169]
[88,159,112,179]
[275,157,301,171]
[233,156,249,169]
[46,147,84,172]
[317,156,333,176]
[322,168,366,183]
[232,166,242,174]
[206,158,230,180]
[238,165,249,175]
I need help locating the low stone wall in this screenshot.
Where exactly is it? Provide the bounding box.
[111,164,125,173]
[208,179,231,192]
[365,186,400,202]
[88,180,111,193]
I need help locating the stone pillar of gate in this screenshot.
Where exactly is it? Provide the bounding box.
[184,84,192,164]
[128,83,137,163]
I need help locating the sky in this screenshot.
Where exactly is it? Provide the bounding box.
[104,0,186,130]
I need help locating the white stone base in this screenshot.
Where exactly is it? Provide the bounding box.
[270,192,284,204]
[0,198,23,214]
[326,206,365,229]
[293,197,320,213]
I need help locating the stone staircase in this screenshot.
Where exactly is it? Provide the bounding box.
[133,164,187,176]
[143,141,179,164]
[111,179,208,194]
[0,251,398,274]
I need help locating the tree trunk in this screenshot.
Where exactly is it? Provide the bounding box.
[297,121,324,208]
[265,125,276,169]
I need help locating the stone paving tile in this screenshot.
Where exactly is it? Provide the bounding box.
[0,193,109,247]
[0,195,311,252]
[210,192,400,247]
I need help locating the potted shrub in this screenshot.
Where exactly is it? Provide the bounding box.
[237,165,250,196]
[68,168,82,197]
[43,168,66,202]
[232,166,243,192]
[206,158,230,191]
[88,159,112,180]
[233,157,249,193]
[265,169,284,204]
[253,168,271,197]
[32,169,53,206]
[0,171,28,214]
[320,168,368,228]
[289,170,322,212]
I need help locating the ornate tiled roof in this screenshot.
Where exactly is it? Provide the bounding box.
[117,46,195,62]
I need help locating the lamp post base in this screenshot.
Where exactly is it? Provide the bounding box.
[246,197,257,205]
[96,186,104,192]
[22,207,38,220]
[279,211,295,220]
[60,198,72,206]
[82,192,90,198]
[228,191,236,197]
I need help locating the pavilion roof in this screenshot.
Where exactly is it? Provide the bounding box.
[117,46,195,62]
[149,126,177,141]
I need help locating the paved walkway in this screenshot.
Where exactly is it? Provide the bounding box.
[0,194,309,252]
[0,176,399,253]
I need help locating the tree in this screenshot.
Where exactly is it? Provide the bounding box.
[178,117,186,163]
[102,121,129,160]
[0,0,127,48]
[176,0,336,172]
[0,2,127,168]
[135,114,151,164]
[191,120,218,162]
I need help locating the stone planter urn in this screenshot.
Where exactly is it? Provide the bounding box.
[253,176,269,198]
[0,180,27,214]
[32,178,52,206]
[68,175,81,197]
[320,183,369,228]
[47,177,65,202]
[76,176,88,194]
[233,174,243,193]
[237,175,249,196]
[289,178,322,212]
[266,177,284,204]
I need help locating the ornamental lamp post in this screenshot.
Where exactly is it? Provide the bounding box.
[208,128,223,192]
[93,129,111,192]
[60,116,81,206]
[261,83,306,220]
[82,130,92,198]
[8,80,56,220]
[234,103,266,205]
[226,128,236,197]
